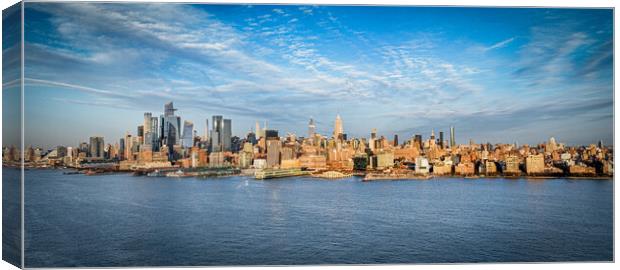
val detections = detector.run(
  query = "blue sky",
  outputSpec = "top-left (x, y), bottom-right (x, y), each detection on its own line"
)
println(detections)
top-left (18, 3), bottom-right (613, 149)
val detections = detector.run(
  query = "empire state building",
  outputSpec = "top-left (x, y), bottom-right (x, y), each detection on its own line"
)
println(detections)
top-left (333, 114), bottom-right (344, 139)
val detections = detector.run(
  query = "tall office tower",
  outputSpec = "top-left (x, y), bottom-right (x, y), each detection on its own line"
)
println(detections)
top-left (598, 140), bottom-right (603, 148)
top-left (211, 115), bottom-right (224, 152)
top-left (450, 126), bottom-right (455, 148)
top-left (414, 134), bottom-right (423, 150)
top-left (125, 134), bottom-right (134, 161)
top-left (265, 129), bottom-right (279, 140)
top-left (119, 138), bottom-right (125, 160)
top-left (222, 119), bottom-right (232, 151)
top-left (144, 112), bottom-right (152, 144)
top-left (247, 132), bottom-right (257, 145)
top-left (371, 128), bottom-right (377, 140)
top-left (204, 119), bottom-right (209, 141)
top-left (137, 125), bottom-right (144, 138)
top-left (182, 120), bottom-right (194, 148)
top-left (333, 114), bottom-right (344, 139)
top-left (161, 102), bottom-right (181, 146)
top-left (439, 131), bottom-right (444, 149)
top-left (266, 130), bottom-right (281, 168)
top-left (164, 101), bottom-right (176, 117)
top-left (431, 130), bottom-right (435, 140)
top-left (149, 116), bottom-right (159, 149)
top-left (393, 134), bottom-right (399, 147)
top-left (308, 118), bottom-right (316, 138)
top-left (89, 136), bottom-right (104, 158)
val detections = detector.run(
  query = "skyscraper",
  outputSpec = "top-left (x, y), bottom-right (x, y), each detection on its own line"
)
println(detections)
top-left (450, 126), bottom-right (456, 148)
top-left (223, 119), bottom-right (232, 151)
top-left (308, 118), bottom-right (316, 138)
top-left (89, 136), bottom-right (104, 159)
top-left (164, 102), bottom-right (176, 117)
top-left (182, 120), bottom-right (194, 148)
top-left (439, 131), bottom-right (444, 149)
top-left (211, 115), bottom-right (223, 152)
top-left (144, 112), bottom-right (152, 144)
top-left (149, 116), bottom-right (159, 149)
top-left (160, 102), bottom-right (181, 146)
top-left (333, 114), bottom-right (343, 139)
top-left (204, 119), bottom-right (209, 141)
top-left (393, 134), bottom-right (399, 147)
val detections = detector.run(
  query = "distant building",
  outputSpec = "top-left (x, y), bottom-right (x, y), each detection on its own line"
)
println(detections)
top-left (308, 118), bottom-right (316, 139)
top-left (89, 136), bottom-right (104, 159)
top-left (266, 139), bottom-right (281, 168)
top-left (450, 126), bottom-right (455, 148)
top-left (333, 114), bottom-right (344, 139)
top-left (160, 102), bottom-right (181, 146)
top-left (182, 120), bottom-right (194, 148)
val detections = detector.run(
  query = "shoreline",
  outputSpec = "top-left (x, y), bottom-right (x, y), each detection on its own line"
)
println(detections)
top-left (5, 166), bottom-right (613, 181)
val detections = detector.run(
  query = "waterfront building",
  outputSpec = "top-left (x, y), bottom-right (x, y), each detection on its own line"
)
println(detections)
top-left (253, 158), bottom-right (267, 169)
top-left (505, 155), bottom-right (521, 174)
top-left (455, 162), bottom-right (475, 176)
top-left (299, 154), bottom-right (327, 170)
top-left (432, 161), bottom-right (452, 175)
top-left (525, 154), bottom-right (545, 175)
top-left (485, 161), bottom-right (498, 175)
top-left (209, 151), bottom-right (226, 167)
top-left (415, 156), bottom-right (430, 174)
top-left (375, 151), bottom-right (395, 169)
top-left (569, 164), bottom-right (596, 176)
top-left (89, 136), bottom-right (104, 159)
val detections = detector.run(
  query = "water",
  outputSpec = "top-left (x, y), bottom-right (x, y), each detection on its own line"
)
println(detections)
top-left (18, 168), bottom-right (613, 267)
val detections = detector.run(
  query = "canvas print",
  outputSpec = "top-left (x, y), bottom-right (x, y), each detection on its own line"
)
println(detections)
top-left (1, 1), bottom-right (614, 268)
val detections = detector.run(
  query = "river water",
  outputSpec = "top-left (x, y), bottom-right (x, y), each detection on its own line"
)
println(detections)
top-left (10, 168), bottom-right (613, 267)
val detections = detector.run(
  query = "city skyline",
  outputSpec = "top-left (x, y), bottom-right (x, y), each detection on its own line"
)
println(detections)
top-left (14, 3), bottom-right (613, 148)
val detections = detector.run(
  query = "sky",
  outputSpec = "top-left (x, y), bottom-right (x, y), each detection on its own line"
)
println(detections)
top-left (13, 3), bottom-right (613, 149)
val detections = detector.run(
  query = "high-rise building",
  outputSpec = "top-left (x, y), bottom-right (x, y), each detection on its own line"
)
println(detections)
top-left (393, 134), bottom-right (399, 147)
top-left (137, 125), bottom-right (144, 138)
top-left (164, 101), bottom-right (176, 117)
top-left (211, 116), bottom-right (230, 152)
top-left (266, 137), bottom-right (281, 168)
top-left (204, 119), bottom-right (209, 141)
top-left (333, 114), bottom-right (344, 139)
top-left (223, 119), bottom-right (232, 151)
top-left (144, 112), bottom-right (152, 144)
top-left (89, 136), bottom-right (104, 159)
top-left (149, 116), bottom-right (159, 149)
top-left (182, 120), bottom-right (194, 148)
top-left (160, 102), bottom-right (181, 146)
top-left (308, 118), bottom-right (316, 138)
top-left (265, 129), bottom-right (279, 140)
top-left (439, 131), bottom-right (444, 149)
top-left (450, 126), bottom-right (456, 148)
top-left (119, 138), bottom-right (125, 160)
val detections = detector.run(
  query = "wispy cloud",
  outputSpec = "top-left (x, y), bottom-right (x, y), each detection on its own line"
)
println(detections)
top-left (484, 37), bottom-right (515, 51)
